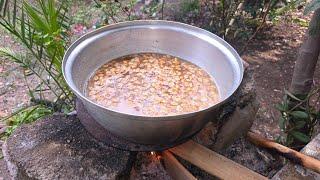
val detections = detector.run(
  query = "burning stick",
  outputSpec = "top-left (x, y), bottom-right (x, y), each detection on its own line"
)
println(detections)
top-left (169, 140), bottom-right (267, 180)
top-left (247, 131), bottom-right (320, 174)
top-left (162, 151), bottom-right (196, 180)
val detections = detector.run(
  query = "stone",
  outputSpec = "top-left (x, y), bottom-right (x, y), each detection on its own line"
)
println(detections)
top-left (272, 133), bottom-right (320, 180)
top-left (192, 122), bottom-right (218, 147)
top-left (190, 67), bottom-right (258, 152)
top-left (3, 115), bottom-right (133, 180)
top-left (0, 159), bottom-right (11, 180)
top-left (213, 102), bottom-right (258, 151)
top-left (213, 67), bottom-right (257, 151)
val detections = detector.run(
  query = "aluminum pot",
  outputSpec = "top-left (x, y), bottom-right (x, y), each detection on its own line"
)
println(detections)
top-left (63, 20), bottom-right (243, 145)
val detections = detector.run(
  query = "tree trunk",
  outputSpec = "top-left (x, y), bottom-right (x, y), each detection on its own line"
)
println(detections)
top-left (286, 9), bottom-right (320, 149)
top-left (289, 8), bottom-right (320, 95)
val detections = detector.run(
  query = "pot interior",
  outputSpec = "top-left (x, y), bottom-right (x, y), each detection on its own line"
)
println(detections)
top-left (63, 21), bottom-right (243, 111)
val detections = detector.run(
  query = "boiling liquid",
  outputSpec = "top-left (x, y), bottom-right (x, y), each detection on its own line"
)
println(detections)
top-left (87, 53), bottom-right (219, 116)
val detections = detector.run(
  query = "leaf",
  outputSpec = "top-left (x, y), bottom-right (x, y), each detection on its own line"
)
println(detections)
top-left (12, 0), bottom-right (16, 27)
top-left (0, 47), bottom-right (26, 65)
top-left (304, 0), bottom-right (320, 15)
top-left (275, 136), bottom-right (281, 144)
top-left (0, 0), bottom-right (6, 11)
top-left (22, 106), bottom-right (38, 123)
top-left (292, 17), bottom-right (309, 27)
top-left (276, 103), bottom-right (287, 112)
top-left (294, 121), bottom-right (306, 129)
top-left (290, 111), bottom-right (309, 119)
top-left (0, 0), bottom-right (73, 113)
top-left (1, 0), bottom-right (9, 17)
top-left (286, 134), bottom-right (294, 146)
top-left (290, 131), bottom-right (310, 143)
top-left (20, 7), bottom-right (25, 38)
top-left (279, 117), bottom-right (286, 130)
top-left (285, 90), bottom-right (302, 101)
top-left (316, 112), bottom-right (320, 119)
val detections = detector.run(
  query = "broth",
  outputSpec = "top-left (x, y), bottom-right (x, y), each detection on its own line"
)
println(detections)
top-left (87, 53), bottom-right (219, 116)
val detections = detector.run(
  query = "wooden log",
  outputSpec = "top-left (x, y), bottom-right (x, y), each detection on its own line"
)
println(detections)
top-left (247, 131), bottom-right (320, 174)
top-left (169, 140), bottom-right (267, 180)
top-left (162, 151), bottom-right (197, 180)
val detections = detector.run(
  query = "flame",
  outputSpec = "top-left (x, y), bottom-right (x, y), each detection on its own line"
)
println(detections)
top-left (150, 151), bottom-right (161, 160)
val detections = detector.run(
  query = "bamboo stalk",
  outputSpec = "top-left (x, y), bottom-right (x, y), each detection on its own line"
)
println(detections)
top-left (224, 2), bottom-right (244, 37)
top-left (162, 151), bottom-right (197, 180)
top-left (169, 140), bottom-right (267, 180)
top-left (247, 131), bottom-right (320, 174)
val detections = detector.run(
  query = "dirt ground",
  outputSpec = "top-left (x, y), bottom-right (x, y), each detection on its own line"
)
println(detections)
top-left (242, 12), bottom-right (320, 139)
top-left (0, 30), bottom-right (30, 118)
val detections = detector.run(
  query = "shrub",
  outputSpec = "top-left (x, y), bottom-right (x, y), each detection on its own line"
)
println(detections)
top-left (0, 0), bottom-right (73, 133)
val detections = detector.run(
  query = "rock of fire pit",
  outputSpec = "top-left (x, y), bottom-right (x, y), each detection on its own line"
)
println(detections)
top-left (213, 67), bottom-right (258, 151)
top-left (192, 66), bottom-right (258, 151)
top-left (2, 115), bottom-right (134, 179)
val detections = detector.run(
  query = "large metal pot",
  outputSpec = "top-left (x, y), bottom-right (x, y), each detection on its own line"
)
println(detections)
top-left (63, 20), bottom-right (243, 145)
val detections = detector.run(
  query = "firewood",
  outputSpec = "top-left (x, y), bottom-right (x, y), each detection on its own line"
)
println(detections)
top-left (247, 131), bottom-right (320, 174)
top-left (162, 151), bottom-right (197, 180)
top-left (169, 140), bottom-right (267, 180)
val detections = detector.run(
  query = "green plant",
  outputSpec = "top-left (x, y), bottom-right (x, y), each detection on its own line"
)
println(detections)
top-left (0, 0), bottom-right (73, 132)
top-left (235, 0), bottom-right (306, 53)
top-left (141, 0), bottom-right (162, 18)
top-left (174, 1), bottom-right (254, 40)
top-left (275, 0), bottom-right (320, 150)
top-left (174, 0), bottom-right (308, 52)
top-left (269, 0), bottom-right (307, 23)
top-left (94, 0), bottom-right (138, 24)
top-left (71, 3), bottom-right (97, 27)
top-left (276, 89), bottom-right (320, 149)
top-left (3, 105), bottom-right (52, 136)
top-left (181, 0), bottom-right (200, 14)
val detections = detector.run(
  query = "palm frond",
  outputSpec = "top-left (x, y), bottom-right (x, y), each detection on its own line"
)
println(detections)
top-left (0, 0), bottom-right (74, 112)
top-left (0, 47), bottom-right (26, 66)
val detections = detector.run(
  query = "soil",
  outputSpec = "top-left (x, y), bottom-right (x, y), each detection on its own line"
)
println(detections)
top-left (0, 29), bottom-right (30, 118)
top-left (0, 0), bottom-right (319, 178)
top-left (242, 12), bottom-right (320, 139)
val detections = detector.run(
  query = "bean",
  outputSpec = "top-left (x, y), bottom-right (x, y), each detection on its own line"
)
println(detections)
top-left (87, 53), bottom-right (219, 116)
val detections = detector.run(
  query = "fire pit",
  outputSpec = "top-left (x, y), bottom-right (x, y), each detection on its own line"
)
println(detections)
top-left (62, 20), bottom-right (243, 146)
top-left (3, 65), bottom-right (261, 180)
